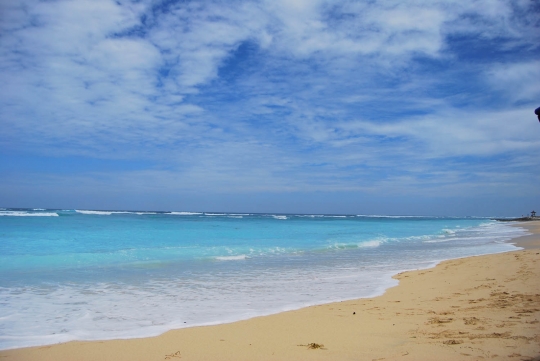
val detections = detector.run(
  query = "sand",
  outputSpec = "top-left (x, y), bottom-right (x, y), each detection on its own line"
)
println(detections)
top-left (2, 221), bottom-right (539, 361)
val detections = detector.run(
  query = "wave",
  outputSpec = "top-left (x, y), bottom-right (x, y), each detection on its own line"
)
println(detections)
top-left (423, 238), bottom-right (454, 243)
top-left (204, 213), bottom-right (227, 216)
top-left (292, 214), bottom-right (348, 218)
top-left (271, 215), bottom-right (288, 220)
top-left (168, 212), bottom-right (203, 215)
top-left (214, 255), bottom-right (248, 261)
top-left (75, 210), bottom-right (127, 215)
top-left (75, 210), bottom-right (157, 216)
top-left (0, 211), bottom-right (59, 217)
top-left (358, 240), bottom-right (383, 248)
top-left (328, 239), bottom-right (384, 250)
top-left (356, 214), bottom-right (431, 218)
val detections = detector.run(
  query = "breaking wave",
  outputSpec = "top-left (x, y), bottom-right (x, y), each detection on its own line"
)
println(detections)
top-left (0, 211), bottom-right (58, 217)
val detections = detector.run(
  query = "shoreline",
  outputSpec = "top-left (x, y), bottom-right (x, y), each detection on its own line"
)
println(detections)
top-left (1, 221), bottom-right (539, 360)
top-left (510, 221), bottom-right (540, 250)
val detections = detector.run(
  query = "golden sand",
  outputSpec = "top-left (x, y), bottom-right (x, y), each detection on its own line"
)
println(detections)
top-left (2, 221), bottom-right (539, 361)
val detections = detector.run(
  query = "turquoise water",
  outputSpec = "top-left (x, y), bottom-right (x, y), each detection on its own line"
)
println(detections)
top-left (0, 209), bottom-right (527, 349)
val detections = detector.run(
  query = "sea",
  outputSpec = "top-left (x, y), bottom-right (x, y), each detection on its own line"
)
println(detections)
top-left (0, 208), bottom-right (529, 350)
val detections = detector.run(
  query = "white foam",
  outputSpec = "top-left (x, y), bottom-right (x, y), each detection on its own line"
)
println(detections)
top-left (169, 212), bottom-right (203, 215)
top-left (424, 221), bottom-right (528, 244)
top-left (76, 210), bottom-right (119, 215)
top-left (205, 213), bottom-right (227, 216)
top-left (358, 240), bottom-right (383, 248)
top-left (329, 239), bottom-right (384, 249)
top-left (271, 215), bottom-right (288, 220)
top-left (356, 214), bottom-right (430, 218)
top-left (214, 255), bottom-right (248, 261)
top-left (75, 210), bottom-right (156, 216)
top-left (0, 211), bottom-right (58, 217)
top-left (423, 238), bottom-right (453, 243)
top-left (0, 263), bottom-right (402, 351)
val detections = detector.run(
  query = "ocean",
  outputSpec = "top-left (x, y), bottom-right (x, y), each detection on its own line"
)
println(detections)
top-left (0, 208), bottom-right (528, 350)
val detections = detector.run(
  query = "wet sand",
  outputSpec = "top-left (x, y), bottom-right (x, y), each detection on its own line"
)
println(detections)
top-left (2, 221), bottom-right (539, 361)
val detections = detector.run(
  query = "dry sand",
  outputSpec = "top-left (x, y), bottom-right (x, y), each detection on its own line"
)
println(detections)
top-left (2, 221), bottom-right (539, 361)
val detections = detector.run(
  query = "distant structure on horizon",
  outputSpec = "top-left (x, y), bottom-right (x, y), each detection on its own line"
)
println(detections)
top-left (531, 210), bottom-right (537, 218)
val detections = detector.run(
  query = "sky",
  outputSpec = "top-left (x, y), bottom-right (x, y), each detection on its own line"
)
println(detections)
top-left (1, 0), bottom-right (539, 216)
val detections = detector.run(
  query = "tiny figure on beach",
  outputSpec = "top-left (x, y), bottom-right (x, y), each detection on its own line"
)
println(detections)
top-left (535, 107), bottom-right (540, 122)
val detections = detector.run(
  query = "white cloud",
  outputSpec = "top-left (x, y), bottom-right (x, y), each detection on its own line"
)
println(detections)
top-left (0, 0), bottom-right (539, 210)
top-left (329, 107), bottom-right (540, 156)
top-left (486, 61), bottom-right (540, 103)
top-left (147, 1), bottom-right (265, 91)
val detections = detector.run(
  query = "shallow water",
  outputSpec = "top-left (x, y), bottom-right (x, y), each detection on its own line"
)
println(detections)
top-left (0, 209), bottom-right (528, 349)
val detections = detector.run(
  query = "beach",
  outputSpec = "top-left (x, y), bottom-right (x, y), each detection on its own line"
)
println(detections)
top-left (1, 220), bottom-right (538, 361)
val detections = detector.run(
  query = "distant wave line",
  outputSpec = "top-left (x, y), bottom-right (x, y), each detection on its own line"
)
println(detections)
top-left (0, 211), bottom-right (59, 217)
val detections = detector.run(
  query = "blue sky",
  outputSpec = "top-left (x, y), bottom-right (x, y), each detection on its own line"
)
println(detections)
top-left (1, 0), bottom-right (539, 216)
